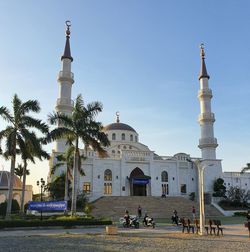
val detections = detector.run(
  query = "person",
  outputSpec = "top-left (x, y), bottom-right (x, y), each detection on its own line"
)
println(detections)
top-left (143, 212), bottom-right (149, 226)
top-left (124, 209), bottom-right (130, 227)
top-left (137, 205), bottom-right (142, 218)
top-left (172, 210), bottom-right (179, 226)
top-left (192, 206), bottom-right (196, 220)
top-left (247, 210), bottom-right (250, 238)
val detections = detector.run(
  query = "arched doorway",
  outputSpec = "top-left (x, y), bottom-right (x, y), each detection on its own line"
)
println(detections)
top-left (129, 168), bottom-right (151, 196)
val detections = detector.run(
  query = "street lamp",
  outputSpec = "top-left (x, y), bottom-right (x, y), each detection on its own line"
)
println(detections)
top-left (187, 159), bottom-right (214, 235)
top-left (37, 178), bottom-right (45, 221)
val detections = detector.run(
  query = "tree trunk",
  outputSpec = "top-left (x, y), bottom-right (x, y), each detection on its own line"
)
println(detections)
top-left (71, 138), bottom-right (79, 215)
top-left (64, 166), bottom-right (69, 202)
top-left (20, 159), bottom-right (27, 214)
top-left (6, 144), bottom-right (16, 219)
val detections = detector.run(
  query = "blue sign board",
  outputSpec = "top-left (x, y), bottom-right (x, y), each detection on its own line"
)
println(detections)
top-left (28, 201), bottom-right (67, 211)
top-left (132, 179), bottom-right (150, 185)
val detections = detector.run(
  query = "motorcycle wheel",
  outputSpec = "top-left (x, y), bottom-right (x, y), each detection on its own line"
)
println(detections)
top-left (123, 223), bottom-right (126, 228)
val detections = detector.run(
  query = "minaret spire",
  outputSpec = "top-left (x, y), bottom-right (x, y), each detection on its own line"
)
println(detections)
top-left (54, 21), bottom-right (74, 153)
top-left (199, 43), bottom-right (209, 80)
top-left (61, 21), bottom-right (73, 62)
top-left (197, 44), bottom-right (223, 193)
top-left (197, 43), bottom-right (218, 159)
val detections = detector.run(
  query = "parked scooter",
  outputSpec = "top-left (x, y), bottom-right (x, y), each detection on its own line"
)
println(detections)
top-left (143, 215), bottom-right (156, 228)
top-left (120, 215), bottom-right (140, 229)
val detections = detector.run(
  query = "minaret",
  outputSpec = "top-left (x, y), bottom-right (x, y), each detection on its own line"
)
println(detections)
top-left (198, 44), bottom-right (218, 160)
top-left (55, 21), bottom-right (74, 153)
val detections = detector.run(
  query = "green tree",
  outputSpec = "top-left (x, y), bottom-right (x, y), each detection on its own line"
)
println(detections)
top-left (241, 163), bottom-right (250, 173)
top-left (14, 163), bottom-right (30, 180)
top-left (0, 94), bottom-right (48, 218)
top-left (46, 173), bottom-right (70, 200)
top-left (213, 178), bottom-right (226, 197)
top-left (227, 186), bottom-right (250, 207)
top-left (47, 94), bottom-right (110, 215)
top-left (0, 199), bottom-right (20, 216)
top-left (19, 138), bottom-right (50, 214)
top-left (51, 145), bottom-right (85, 201)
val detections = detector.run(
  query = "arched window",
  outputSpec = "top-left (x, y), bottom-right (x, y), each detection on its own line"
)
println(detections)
top-left (104, 169), bottom-right (112, 195)
top-left (161, 171), bottom-right (168, 182)
top-left (104, 169), bottom-right (112, 181)
top-left (112, 133), bottom-right (116, 140)
top-left (135, 135), bottom-right (138, 142)
top-left (130, 134), bottom-right (133, 141)
top-left (122, 133), bottom-right (125, 140)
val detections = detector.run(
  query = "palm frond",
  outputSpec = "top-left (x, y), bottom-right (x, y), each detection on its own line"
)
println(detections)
top-left (12, 94), bottom-right (23, 123)
top-left (241, 163), bottom-right (250, 173)
top-left (0, 106), bottom-right (13, 123)
top-left (22, 116), bottom-right (48, 133)
top-left (48, 112), bottom-right (73, 128)
top-left (45, 127), bottom-right (75, 143)
top-left (20, 100), bottom-right (40, 114)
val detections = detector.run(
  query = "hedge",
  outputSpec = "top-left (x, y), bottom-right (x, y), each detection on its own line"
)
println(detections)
top-left (0, 219), bottom-right (112, 228)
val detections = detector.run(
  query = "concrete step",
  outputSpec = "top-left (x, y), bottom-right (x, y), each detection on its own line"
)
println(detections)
top-left (91, 196), bottom-right (222, 220)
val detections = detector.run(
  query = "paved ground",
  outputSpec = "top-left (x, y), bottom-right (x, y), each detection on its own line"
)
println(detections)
top-left (0, 225), bottom-right (249, 251)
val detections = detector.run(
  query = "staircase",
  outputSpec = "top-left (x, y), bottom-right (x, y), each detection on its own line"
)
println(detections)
top-left (91, 196), bottom-right (222, 220)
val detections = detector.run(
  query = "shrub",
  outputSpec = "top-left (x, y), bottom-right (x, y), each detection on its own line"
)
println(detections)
top-left (0, 200), bottom-right (20, 216)
top-left (234, 212), bottom-right (248, 217)
top-left (0, 218), bottom-right (112, 228)
top-left (213, 178), bottom-right (226, 197)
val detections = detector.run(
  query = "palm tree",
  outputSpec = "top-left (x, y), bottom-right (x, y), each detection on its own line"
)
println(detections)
top-left (51, 145), bottom-right (85, 202)
top-left (15, 163), bottom-right (30, 180)
top-left (241, 163), bottom-right (250, 173)
top-left (0, 94), bottom-right (48, 218)
top-left (47, 94), bottom-right (110, 215)
top-left (19, 137), bottom-right (50, 214)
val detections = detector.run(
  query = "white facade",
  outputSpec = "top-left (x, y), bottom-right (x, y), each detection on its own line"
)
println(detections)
top-left (48, 24), bottom-right (250, 203)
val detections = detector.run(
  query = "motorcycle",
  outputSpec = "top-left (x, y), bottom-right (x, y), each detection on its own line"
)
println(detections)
top-left (143, 216), bottom-right (156, 228)
top-left (120, 215), bottom-right (140, 229)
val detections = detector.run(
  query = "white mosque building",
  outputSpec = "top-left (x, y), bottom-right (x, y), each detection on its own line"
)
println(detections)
top-left (49, 23), bottom-right (250, 202)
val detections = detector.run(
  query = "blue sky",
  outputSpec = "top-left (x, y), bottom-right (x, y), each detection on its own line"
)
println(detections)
top-left (0, 0), bottom-right (250, 192)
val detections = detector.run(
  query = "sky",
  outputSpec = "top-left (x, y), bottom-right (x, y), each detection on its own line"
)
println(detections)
top-left (0, 0), bottom-right (250, 193)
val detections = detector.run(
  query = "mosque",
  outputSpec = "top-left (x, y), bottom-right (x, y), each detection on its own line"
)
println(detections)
top-left (49, 22), bottom-right (250, 202)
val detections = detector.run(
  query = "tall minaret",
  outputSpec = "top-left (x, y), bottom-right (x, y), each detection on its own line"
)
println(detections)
top-left (55, 21), bottom-right (74, 153)
top-left (198, 44), bottom-right (218, 160)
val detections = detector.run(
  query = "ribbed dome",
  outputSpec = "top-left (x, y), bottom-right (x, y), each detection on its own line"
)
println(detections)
top-left (0, 171), bottom-right (22, 189)
top-left (104, 122), bottom-right (136, 133)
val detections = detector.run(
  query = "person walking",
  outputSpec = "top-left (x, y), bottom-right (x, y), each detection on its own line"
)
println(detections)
top-left (137, 205), bottom-right (142, 218)
top-left (192, 206), bottom-right (196, 220)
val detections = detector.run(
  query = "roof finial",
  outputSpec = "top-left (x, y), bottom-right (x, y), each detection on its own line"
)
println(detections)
top-left (116, 111), bottom-right (120, 123)
top-left (199, 43), bottom-right (209, 80)
top-left (200, 43), bottom-right (205, 59)
top-left (65, 20), bottom-right (71, 37)
top-left (61, 20), bottom-right (73, 62)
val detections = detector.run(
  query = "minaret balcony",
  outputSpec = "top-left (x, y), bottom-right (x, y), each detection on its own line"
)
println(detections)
top-left (57, 71), bottom-right (74, 84)
top-left (56, 98), bottom-right (74, 107)
top-left (198, 88), bottom-right (212, 99)
top-left (198, 112), bottom-right (215, 122)
top-left (198, 137), bottom-right (218, 148)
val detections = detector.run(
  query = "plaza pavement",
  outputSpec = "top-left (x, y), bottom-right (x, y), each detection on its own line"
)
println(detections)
top-left (0, 224), bottom-right (249, 251)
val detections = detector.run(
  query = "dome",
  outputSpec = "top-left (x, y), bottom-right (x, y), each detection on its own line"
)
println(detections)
top-left (104, 122), bottom-right (136, 133)
top-left (0, 171), bottom-right (22, 189)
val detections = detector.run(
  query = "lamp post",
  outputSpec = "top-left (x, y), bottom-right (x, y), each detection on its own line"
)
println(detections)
top-left (37, 178), bottom-right (45, 221)
top-left (187, 159), bottom-right (213, 235)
